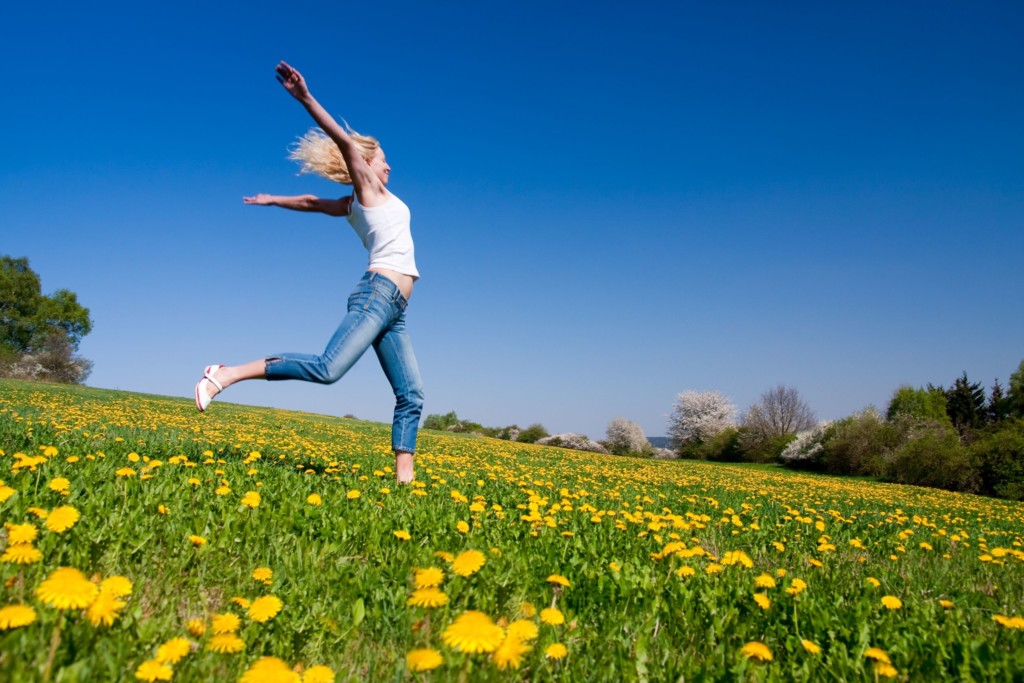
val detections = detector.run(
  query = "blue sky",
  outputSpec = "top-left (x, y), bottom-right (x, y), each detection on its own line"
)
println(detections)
top-left (3, 1), bottom-right (1022, 440)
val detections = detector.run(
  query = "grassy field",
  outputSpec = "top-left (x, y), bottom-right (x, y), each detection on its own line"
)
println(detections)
top-left (1, 379), bottom-right (1022, 681)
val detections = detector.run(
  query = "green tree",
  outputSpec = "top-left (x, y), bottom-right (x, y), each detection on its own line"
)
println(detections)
top-left (886, 385), bottom-right (949, 423)
top-left (1009, 359), bottom-right (1024, 419)
top-left (987, 380), bottom-right (1012, 424)
top-left (1, 256), bottom-right (93, 384)
top-left (945, 372), bottom-right (986, 437)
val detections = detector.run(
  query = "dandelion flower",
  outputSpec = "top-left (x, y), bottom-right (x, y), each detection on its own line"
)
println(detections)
top-left (248, 595), bottom-right (283, 622)
top-left (407, 588), bottom-right (448, 608)
top-left (676, 565), bottom-right (695, 577)
top-left (241, 491), bottom-right (261, 509)
top-left (413, 567), bottom-right (444, 589)
top-left (156, 637), bottom-right (192, 664)
top-left (302, 665), bottom-right (335, 683)
top-left (441, 611), bottom-right (505, 653)
top-left (393, 530), bottom-right (411, 541)
top-left (231, 597), bottom-right (251, 609)
top-left (456, 521), bottom-right (470, 534)
top-left (36, 567), bottom-right (98, 610)
top-left (740, 641), bottom-right (773, 662)
top-left (116, 467), bottom-right (136, 478)
top-left (993, 614), bottom-right (1024, 629)
top-left (506, 619), bottom-right (539, 641)
top-left (0, 486), bottom-right (16, 503)
top-left (451, 550), bottom-right (486, 577)
top-left (239, 656), bottom-right (300, 683)
top-left (1, 543), bottom-right (42, 565)
top-left (211, 612), bottom-right (241, 634)
top-left (519, 602), bottom-right (537, 618)
top-left (207, 633), bottom-right (245, 653)
top-left (864, 647), bottom-right (891, 664)
top-left (939, 600), bottom-right (954, 609)
top-left (874, 662), bottom-right (899, 678)
top-left (705, 563), bottom-right (724, 574)
top-left (0, 604), bottom-right (37, 630)
top-left (435, 551), bottom-right (454, 563)
top-left (754, 574), bottom-right (776, 589)
top-left (881, 595), bottom-right (902, 610)
top-left (49, 477), bottom-right (71, 494)
top-left (866, 577), bottom-right (881, 587)
top-left (406, 648), bottom-right (443, 672)
top-left (547, 574), bottom-right (571, 587)
top-left (6, 523), bottom-right (38, 544)
top-left (753, 593), bottom-right (771, 610)
top-left (546, 643), bottom-right (569, 660)
top-left (86, 589), bottom-right (125, 626)
top-left (215, 485), bottom-right (231, 496)
top-left (540, 607), bottom-right (565, 625)
top-left (492, 634), bottom-right (531, 670)
top-left (100, 575), bottom-right (133, 597)
top-left (801, 639), bottom-right (821, 654)
top-left (187, 618), bottom-right (206, 637)
top-left (134, 659), bottom-right (173, 682)
top-left (45, 506), bottom-right (81, 533)
top-left (189, 535), bottom-right (207, 547)
top-left (252, 567), bottom-right (273, 584)
top-left (346, 490), bottom-right (360, 500)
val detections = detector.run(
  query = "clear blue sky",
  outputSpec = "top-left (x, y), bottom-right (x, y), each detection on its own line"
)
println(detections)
top-left (3, 1), bottom-right (1022, 440)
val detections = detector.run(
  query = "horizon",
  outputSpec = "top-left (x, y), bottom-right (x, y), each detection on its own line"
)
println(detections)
top-left (3, 2), bottom-right (1022, 440)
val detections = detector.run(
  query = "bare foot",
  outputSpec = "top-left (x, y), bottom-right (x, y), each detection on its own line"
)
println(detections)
top-left (395, 451), bottom-right (414, 484)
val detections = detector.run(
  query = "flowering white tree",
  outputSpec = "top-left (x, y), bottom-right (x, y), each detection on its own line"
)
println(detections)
top-left (667, 391), bottom-right (738, 449)
top-left (604, 417), bottom-right (650, 455)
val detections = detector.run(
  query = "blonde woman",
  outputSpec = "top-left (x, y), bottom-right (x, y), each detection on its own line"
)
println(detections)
top-left (195, 61), bottom-right (423, 484)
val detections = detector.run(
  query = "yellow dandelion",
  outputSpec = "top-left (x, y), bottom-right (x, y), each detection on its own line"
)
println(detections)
top-left (85, 588), bottom-right (126, 627)
top-left (100, 575), bottom-right (133, 597)
top-left (48, 477), bottom-right (71, 494)
top-left (492, 634), bottom-right (531, 670)
top-left (156, 637), bottom-right (191, 665)
top-left (188, 477), bottom-right (201, 486)
top-left (705, 563), bottom-right (724, 574)
top-left (939, 600), bottom-right (954, 609)
top-left (7, 523), bottom-right (38, 544)
top-left (540, 607), bottom-right (565, 625)
top-left (413, 567), bottom-right (444, 589)
top-left (346, 490), bottom-right (360, 500)
top-left (241, 491), bottom-right (261, 509)
top-left (545, 643), bottom-right (568, 659)
top-left (187, 618), bottom-right (206, 637)
top-left (239, 656), bottom-right (300, 683)
top-left (0, 486), bottom-right (16, 503)
top-left (252, 567), bottom-right (273, 584)
top-left (45, 506), bottom-right (81, 533)
top-left (754, 573), bottom-right (776, 589)
top-left (157, 504), bottom-right (169, 515)
top-left (116, 467), bottom-right (136, 478)
top-left (676, 565), bottom-right (696, 577)
top-left (772, 541), bottom-right (785, 552)
top-left (609, 561), bottom-right (621, 572)
top-left (189, 535), bottom-right (207, 547)
top-left (207, 633), bottom-right (245, 653)
top-left (993, 614), bottom-right (1024, 629)
top-left (231, 597), bottom-right (251, 609)
top-left (42, 446), bottom-right (58, 457)
top-left (519, 602), bottom-right (537, 618)
top-left (0, 604), bottom-right (37, 630)
top-left (740, 641), bottom-right (773, 662)
top-left (874, 662), bottom-right (899, 678)
top-left (507, 619), bottom-right (540, 642)
top-left (881, 595), bottom-right (902, 610)
top-left (435, 550), bottom-right (454, 563)
top-left (753, 593), bottom-right (771, 610)
top-left (441, 611), bottom-right (505, 653)
top-left (866, 577), bottom-right (881, 587)
top-left (407, 588), bottom-right (449, 608)
top-left (248, 595), bottom-right (283, 622)
top-left (451, 549), bottom-right (486, 577)
top-left (127, 452), bottom-right (140, 462)
top-left (406, 648), bottom-right (443, 672)
top-left (35, 567), bottom-right (99, 610)
top-left (215, 485), bottom-right (231, 496)
top-left (393, 530), bottom-right (411, 541)
top-left (456, 520), bottom-right (470, 534)
top-left (211, 612), bottom-right (241, 634)
top-left (864, 647), bottom-right (891, 664)
top-left (1, 543), bottom-right (42, 565)
top-left (302, 665), bottom-right (335, 683)
top-left (134, 659), bottom-right (173, 682)
top-left (801, 639), bottom-right (821, 654)
top-left (786, 578), bottom-right (807, 595)
top-left (547, 574), bottom-right (571, 587)
top-left (306, 493), bottom-right (323, 506)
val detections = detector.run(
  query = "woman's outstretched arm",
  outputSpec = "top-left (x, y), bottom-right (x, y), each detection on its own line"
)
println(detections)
top-left (243, 194), bottom-right (352, 217)
top-left (274, 61), bottom-right (386, 206)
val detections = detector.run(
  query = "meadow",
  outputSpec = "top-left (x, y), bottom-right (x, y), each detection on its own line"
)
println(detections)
top-left (1, 379), bottom-right (1022, 682)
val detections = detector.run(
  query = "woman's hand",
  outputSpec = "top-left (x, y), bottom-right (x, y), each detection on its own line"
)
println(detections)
top-left (243, 194), bottom-right (275, 205)
top-left (275, 61), bottom-right (310, 101)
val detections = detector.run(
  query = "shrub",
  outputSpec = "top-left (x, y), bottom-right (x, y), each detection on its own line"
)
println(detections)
top-left (535, 433), bottom-right (608, 454)
top-left (819, 407), bottom-right (894, 477)
top-left (422, 411), bottom-right (461, 431)
top-left (604, 418), bottom-right (651, 456)
top-left (668, 391), bottom-right (737, 453)
top-left (516, 423), bottom-right (549, 444)
top-left (741, 385), bottom-right (815, 461)
top-left (971, 418), bottom-right (1024, 500)
top-left (779, 421), bottom-right (833, 470)
top-left (883, 418), bottom-right (980, 493)
top-left (886, 386), bottom-right (949, 423)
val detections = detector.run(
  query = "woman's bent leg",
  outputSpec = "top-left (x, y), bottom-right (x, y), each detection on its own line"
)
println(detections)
top-left (265, 306), bottom-right (386, 384)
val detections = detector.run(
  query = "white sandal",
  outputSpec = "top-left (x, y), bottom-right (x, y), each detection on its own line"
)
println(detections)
top-left (194, 365), bottom-right (225, 412)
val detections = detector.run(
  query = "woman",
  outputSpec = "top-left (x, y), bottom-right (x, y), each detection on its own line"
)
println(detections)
top-left (195, 61), bottom-right (423, 484)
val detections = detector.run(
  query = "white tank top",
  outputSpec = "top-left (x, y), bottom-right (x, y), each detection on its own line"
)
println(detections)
top-left (347, 193), bottom-right (420, 279)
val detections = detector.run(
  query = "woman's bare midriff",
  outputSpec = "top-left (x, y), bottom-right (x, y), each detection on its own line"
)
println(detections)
top-left (369, 268), bottom-right (415, 301)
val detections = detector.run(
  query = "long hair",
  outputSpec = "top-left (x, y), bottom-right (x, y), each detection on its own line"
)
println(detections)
top-left (288, 126), bottom-right (379, 185)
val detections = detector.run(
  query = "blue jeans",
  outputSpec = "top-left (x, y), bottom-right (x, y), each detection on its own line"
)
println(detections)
top-left (264, 272), bottom-right (424, 454)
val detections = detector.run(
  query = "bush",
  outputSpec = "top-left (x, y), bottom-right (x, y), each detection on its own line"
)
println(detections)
top-left (779, 422), bottom-right (833, 470)
top-left (668, 390), bottom-right (737, 453)
top-left (971, 418), bottom-right (1024, 500)
top-left (886, 386), bottom-right (950, 423)
top-left (819, 407), bottom-right (895, 477)
top-left (740, 385), bottom-right (815, 461)
top-left (535, 433), bottom-right (608, 454)
top-left (516, 423), bottom-right (549, 444)
top-left (883, 418), bottom-right (980, 493)
top-left (604, 418), bottom-right (651, 456)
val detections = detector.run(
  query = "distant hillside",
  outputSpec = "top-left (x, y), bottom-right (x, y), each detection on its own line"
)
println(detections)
top-left (647, 436), bottom-right (671, 449)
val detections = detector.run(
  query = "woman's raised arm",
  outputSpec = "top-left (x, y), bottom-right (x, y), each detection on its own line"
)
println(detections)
top-left (243, 193), bottom-right (352, 217)
top-left (275, 61), bottom-right (386, 206)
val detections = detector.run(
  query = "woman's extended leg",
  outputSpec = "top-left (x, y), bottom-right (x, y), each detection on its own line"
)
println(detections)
top-left (373, 310), bottom-right (424, 484)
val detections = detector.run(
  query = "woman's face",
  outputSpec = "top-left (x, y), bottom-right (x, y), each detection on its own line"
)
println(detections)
top-left (368, 147), bottom-right (390, 186)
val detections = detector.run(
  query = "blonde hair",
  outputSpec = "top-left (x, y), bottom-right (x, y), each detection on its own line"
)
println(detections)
top-left (288, 126), bottom-right (379, 185)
